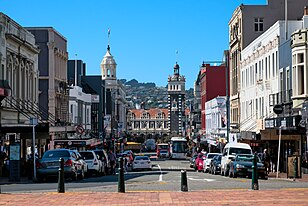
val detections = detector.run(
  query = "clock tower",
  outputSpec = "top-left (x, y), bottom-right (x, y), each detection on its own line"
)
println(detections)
top-left (168, 62), bottom-right (186, 136)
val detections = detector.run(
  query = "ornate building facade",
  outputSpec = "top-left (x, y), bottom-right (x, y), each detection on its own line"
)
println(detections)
top-left (127, 108), bottom-right (169, 140)
top-left (168, 63), bottom-right (186, 136)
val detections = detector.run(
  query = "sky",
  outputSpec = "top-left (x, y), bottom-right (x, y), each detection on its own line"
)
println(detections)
top-left (1, 0), bottom-right (267, 88)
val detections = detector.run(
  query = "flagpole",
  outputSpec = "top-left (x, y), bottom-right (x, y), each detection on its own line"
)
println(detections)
top-left (108, 28), bottom-right (110, 49)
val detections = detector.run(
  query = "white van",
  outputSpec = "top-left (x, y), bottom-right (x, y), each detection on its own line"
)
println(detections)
top-left (220, 143), bottom-right (252, 176)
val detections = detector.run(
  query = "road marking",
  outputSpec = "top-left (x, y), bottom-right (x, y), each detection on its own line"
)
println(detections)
top-left (156, 164), bottom-right (163, 182)
top-left (188, 177), bottom-right (216, 182)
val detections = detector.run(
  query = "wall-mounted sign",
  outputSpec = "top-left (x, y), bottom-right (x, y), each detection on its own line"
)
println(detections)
top-left (273, 104), bottom-right (283, 115)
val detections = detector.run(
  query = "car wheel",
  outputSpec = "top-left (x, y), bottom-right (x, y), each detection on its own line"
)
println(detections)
top-left (233, 172), bottom-right (237, 178)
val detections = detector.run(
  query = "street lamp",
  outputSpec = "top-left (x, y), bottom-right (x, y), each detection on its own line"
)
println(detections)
top-left (277, 118), bottom-right (286, 178)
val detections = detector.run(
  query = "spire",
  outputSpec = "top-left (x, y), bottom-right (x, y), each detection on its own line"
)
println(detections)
top-left (107, 28), bottom-right (111, 51)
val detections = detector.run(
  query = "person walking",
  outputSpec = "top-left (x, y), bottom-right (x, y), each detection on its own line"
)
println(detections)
top-left (108, 150), bottom-right (117, 175)
top-left (0, 149), bottom-right (7, 177)
top-left (262, 149), bottom-right (270, 174)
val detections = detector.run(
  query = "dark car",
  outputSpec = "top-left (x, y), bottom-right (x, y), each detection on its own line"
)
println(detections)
top-left (210, 154), bottom-right (222, 175)
top-left (189, 154), bottom-right (198, 168)
top-left (36, 149), bottom-right (83, 181)
top-left (229, 154), bottom-right (268, 179)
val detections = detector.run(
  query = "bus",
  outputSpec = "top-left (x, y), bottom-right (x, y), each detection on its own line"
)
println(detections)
top-left (170, 137), bottom-right (188, 159)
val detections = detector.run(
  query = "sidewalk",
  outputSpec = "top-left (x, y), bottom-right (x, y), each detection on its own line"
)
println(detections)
top-left (268, 172), bottom-right (308, 182)
top-left (1, 189), bottom-right (308, 205)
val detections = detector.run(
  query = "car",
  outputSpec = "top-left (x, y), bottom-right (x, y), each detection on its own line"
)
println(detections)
top-left (221, 143), bottom-right (253, 176)
top-left (229, 154), bottom-right (268, 179)
top-left (189, 154), bottom-right (198, 168)
top-left (132, 156), bottom-right (152, 171)
top-left (36, 149), bottom-right (83, 181)
top-left (203, 153), bottom-right (220, 173)
top-left (92, 150), bottom-right (110, 175)
top-left (71, 150), bottom-right (88, 178)
top-left (210, 154), bottom-right (222, 175)
top-left (79, 151), bottom-right (103, 175)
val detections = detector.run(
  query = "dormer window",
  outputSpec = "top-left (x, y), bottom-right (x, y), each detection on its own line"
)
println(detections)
top-left (254, 18), bottom-right (263, 32)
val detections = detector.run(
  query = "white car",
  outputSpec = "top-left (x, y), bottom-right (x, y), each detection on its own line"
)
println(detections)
top-left (203, 153), bottom-right (220, 173)
top-left (79, 151), bottom-right (103, 175)
top-left (132, 156), bottom-right (152, 171)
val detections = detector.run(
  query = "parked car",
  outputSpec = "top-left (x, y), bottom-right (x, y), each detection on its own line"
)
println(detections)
top-left (132, 156), bottom-right (152, 171)
top-left (79, 151), bottom-right (103, 175)
top-left (36, 149), bottom-right (83, 181)
top-left (229, 154), bottom-right (268, 179)
top-left (221, 143), bottom-right (252, 176)
top-left (71, 150), bottom-right (88, 178)
top-left (203, 153), bottom-right (220, 173)
top-left (210, 154), bottom-right (222, 175)
top-left (93, 150), bottom-right (110, 175)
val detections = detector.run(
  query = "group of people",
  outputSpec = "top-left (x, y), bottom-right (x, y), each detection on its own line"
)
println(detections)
top-left (259, 149), bottom-right (278, 174)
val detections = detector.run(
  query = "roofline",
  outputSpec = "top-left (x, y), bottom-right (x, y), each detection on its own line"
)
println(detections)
top-left (25, 26), bottom-right (67, 41)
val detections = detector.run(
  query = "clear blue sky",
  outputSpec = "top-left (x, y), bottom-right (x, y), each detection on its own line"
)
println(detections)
top-left (1, 0), bottom-right (266, 88)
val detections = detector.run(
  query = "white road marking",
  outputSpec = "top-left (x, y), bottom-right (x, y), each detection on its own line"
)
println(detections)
top-left (188, 177), bottom-right (216, 182)
top-left (157, 164), bottom-right (163, 182)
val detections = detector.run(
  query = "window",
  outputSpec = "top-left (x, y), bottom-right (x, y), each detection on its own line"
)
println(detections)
top-left (254, 18), bottom-right (264, 32)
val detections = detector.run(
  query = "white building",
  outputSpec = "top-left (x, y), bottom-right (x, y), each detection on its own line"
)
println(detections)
top-left (205, 96), bottom-right (227, 141)
top-left (240, 19), bottom-right (305, 140)
top-left (69, 86), bottom-right (91, 138)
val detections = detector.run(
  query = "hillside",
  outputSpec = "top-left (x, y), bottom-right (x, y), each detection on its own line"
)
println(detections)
top-left (120, 79), bottom-right (194, 109)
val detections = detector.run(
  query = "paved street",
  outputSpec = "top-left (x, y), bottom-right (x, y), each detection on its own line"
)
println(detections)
top-left (1, 189), bottom-right (308, 205)
top-left (1, 159), bottom-right (308, 193)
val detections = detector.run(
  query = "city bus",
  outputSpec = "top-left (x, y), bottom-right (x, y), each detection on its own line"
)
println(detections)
top-left (170, 137), bottom-right (188, 159)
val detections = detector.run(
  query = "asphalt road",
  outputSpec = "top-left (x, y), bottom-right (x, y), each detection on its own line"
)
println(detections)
top-left (1, 159), bottom-right (308, 193)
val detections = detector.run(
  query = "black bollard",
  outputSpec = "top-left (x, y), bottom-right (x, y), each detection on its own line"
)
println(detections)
top-left (118, 157), bottom-right (125, 193)
top-left (251, 154), bottom-right (259, 190)
top-left (58, 158), bottom-right (65, 193)
top-left (181, 170), bottom-right (188, 192)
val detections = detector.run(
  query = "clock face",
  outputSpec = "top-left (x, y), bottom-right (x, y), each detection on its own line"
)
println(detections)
top-left (171, 99), bottom-right (177, 111)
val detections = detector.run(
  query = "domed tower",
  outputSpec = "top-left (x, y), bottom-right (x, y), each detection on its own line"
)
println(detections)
top-left (168, 62), bottom-right (186, 136)
top-left (101, 45), bottom-right (117, 81)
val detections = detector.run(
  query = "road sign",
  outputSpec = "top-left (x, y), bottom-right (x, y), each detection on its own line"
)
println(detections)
top-left (273, 104), bottom-right (283, 115)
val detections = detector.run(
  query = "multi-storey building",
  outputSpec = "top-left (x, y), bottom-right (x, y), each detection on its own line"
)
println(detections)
top-left (100, 44), bottom-right (127, 139)
top-left (0, 13), bottom-right (41, 163)
top-left (190, 71), bottom-right (202, 138)
top-left (27, 27), bottom-right (76, 150)
top-left (291, 9), bottom-right (308, 165)
top-left (199, 63), bottom-right (227, 135)
top-left (68, 86), bottom-right (92, 136)
top-left (240, 11), bottom-right (308, 172)
top-left (205, 96), bottom-right (227, 152)
top-left (67, 59), bottom-right (86, 87)
top-left (167, 63), bottom-right (185, 136)
top-left (127, 108), bottom-right (169, 140)
top-left (228, 0), bottom-right (308, 141)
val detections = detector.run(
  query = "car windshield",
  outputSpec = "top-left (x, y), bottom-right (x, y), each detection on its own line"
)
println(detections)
top-left (158, 145), bottom-right (169, 150)
top-left (42, 150), bottom-right (70, 159)
top-left (135, 156), bottom-right (149, 161)
top-left (236, 155), bottom-right (253, 161)
top-left (229, 148), bottom-right (252, 155)
top-left (79, 152), bottom-right (94, 160)
top-left (207, 154), bottom-right (217, 159)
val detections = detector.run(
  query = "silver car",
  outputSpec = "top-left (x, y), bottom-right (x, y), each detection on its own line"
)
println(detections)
top-left (36, 149), bottom-right (83, 181)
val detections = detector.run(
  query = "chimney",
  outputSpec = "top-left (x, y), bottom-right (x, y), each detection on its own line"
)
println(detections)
top-left (304, 6), bottom-right (308, 16)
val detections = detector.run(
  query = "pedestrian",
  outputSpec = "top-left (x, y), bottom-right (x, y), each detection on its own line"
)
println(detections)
top-left (124, 156), bottom-right (128, 173)
top-left (108, 150), bottom-right (117, 175)
top-left (0, 150), bottom-right (7, 177)
top-left (262, 149), bottom-right (270, 174)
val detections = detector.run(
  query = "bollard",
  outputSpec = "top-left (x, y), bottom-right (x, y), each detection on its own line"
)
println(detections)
top-left (293, 157), bottom-right (298, 180)
top-left (118, 157), bottom-right (125, 193)
top-left (181, 170), bottom-right (188, 192)
top-left (251, 154), bottom-right (259, 190)
top-left (58, 158), bottom-right (65, 193)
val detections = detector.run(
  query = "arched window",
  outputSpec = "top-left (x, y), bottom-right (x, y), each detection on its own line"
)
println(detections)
top-left (107, 69), bottom-right (110, 77)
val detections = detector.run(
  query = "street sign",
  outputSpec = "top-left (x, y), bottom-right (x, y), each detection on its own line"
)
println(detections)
top-left (273, 104), bottom-right (283, 115)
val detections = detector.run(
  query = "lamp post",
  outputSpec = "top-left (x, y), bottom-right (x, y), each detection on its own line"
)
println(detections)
top-left (30, 117), bottom-right (38, 182)
top-left (277, 119), bottom-right (286, 178)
